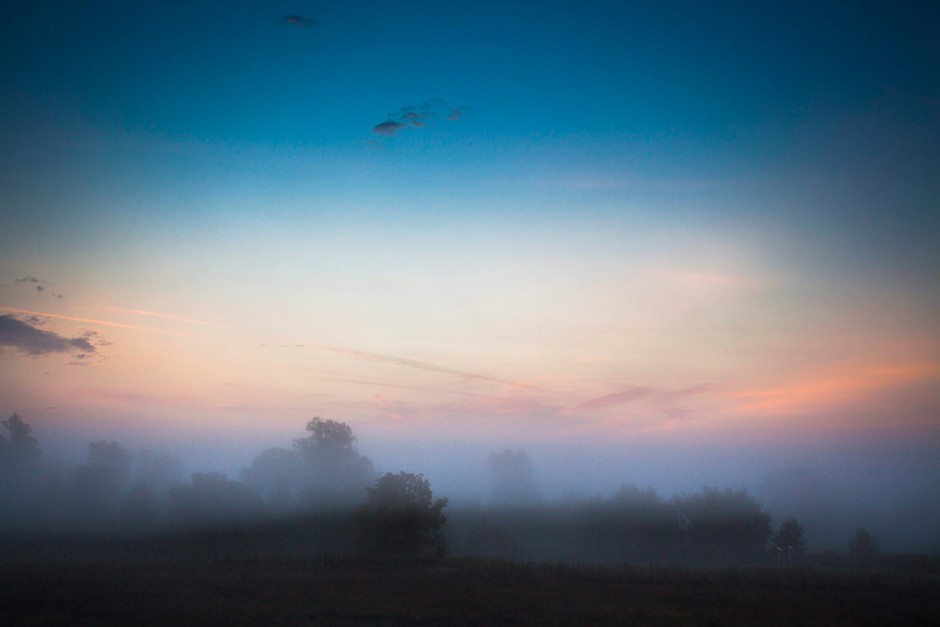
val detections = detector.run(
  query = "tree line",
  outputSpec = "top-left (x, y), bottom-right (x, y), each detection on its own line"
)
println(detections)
top-left (1, 413), bottom-right (880, 563)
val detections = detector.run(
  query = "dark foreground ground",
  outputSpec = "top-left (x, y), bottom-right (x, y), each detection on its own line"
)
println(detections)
top-left (1, 537), bottom-right (938, 625)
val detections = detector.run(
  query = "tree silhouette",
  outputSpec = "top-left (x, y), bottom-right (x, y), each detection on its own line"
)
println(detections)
top-left (848, 527), bottom-right (879, 562)
top-left (671, 487), bottom-right (771, 564)
top-left (357, 471), bottom-right (448, 557)
top-left (292, 417), bottom-right (374, 507)
top-left (0, 413), bottom-right (40, 465)
top-left (241, 447), bottom-right (307, 513)
top-left (133, 449), bottom-right (182, 497)
top-left (70, 441), bottom-right (131, 515)
top-left (165, 472), bottom-right (263, 527)
top-left (0, 413), bottom-right (44, 532)
top-left (487, 449), bottom-right (541, 506)
top-left (773, 517), bottom-right (806, 563)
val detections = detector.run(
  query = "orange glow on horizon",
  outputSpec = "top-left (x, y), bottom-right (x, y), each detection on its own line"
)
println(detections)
top-left (726, 362), bottom-right (940, 416)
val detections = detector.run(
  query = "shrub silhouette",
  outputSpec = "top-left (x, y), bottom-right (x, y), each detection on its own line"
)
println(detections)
top-left (848, 527), bottom-right (879, 562)
top-left (357, 471), bottom-right (448, 557)
top-left (773, 517), bottom-right (807, 559)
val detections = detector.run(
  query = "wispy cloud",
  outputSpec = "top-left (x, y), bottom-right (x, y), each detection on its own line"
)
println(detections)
top-left (280, 14), bottom-right (317, 28)
top-left (372, 98), bottom-right (470, 137)
top-left (569, 384), bottom-right (713, 412)
top-left (14, 276), bottom-right (64, 298)
top-left (573, 387), bottom-right (654, 410)
top-left (319, 375), bottom-right (504, 400)
top-left (446, 106), bottom-right (469, 121)
top-left (106, 306), bottom-right (225, 328)
top-left (0, 314), bottom-right (95, 356)
top-left (0, 306), bottom-right (184, 335)
top-left (310, 342), bottom-right (525, 387)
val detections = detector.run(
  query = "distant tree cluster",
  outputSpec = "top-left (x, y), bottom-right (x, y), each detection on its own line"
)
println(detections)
top-left (0, 413), bottom-right (452, 556)
top-left (0, 413), bottom-right (380, 537)
top-left (447, 482), bottom-right (775, 565)
top-left (242, 417), bottom-right (374, 513)
top-left (1, 413), bottom-right (889, 566)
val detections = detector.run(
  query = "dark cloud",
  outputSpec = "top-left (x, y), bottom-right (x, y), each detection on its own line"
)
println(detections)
top-left (0, 315), bottom-right (96, 356)
top-left (281, 14), bottom-right (317, 28)
top-left (446, 106), bottom-right (470, 121)
top-left (372, 121), bottom-right (407, 137)
top-left (13, 276), bottom-right (63, 298)
top-left (69, 353), bottom-right (91, 366)
top-left (401, 111), bottom-right (431, 128)
top-left (372, 98), bottom-right (469, 137)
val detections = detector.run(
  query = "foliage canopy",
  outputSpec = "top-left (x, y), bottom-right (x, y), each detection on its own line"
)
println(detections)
top-left (357, 471), bottom-right (448, 557)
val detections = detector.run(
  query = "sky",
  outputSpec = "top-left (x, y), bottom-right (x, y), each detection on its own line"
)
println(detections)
top-left (1, 1), bottom-right (939, 520)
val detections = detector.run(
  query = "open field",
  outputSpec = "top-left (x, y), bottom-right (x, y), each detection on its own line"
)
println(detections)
top-left (2, 536), bottom-right (938, 625)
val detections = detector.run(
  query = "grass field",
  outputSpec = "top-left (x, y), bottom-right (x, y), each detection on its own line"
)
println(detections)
top-left (2, 534), bottom-right (939, 625)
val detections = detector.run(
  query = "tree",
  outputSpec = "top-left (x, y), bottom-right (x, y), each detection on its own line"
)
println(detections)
top-left (133, 449), bottom-right (182, 497)
top-left (0, 413), bottom-right (44, 530)
top-left (294, 418), bottom-right (355, 458)
top-left (487, 449), bottom-right (541, 507)
top-left (357, 471), bottom-right (448, 557)
top-left (241, 447), bottom-right (307, 513)
top-left (292, 417), bottom-right (374, 506)
top-left (69, 441), bottom-right (132, 523)
top-left (848, 527), bottom-right (879, 562)
top-left (671, 487), bottom-right (772, 564)
top-left (165, 472), bottom-right (264, 527)
top-left (772, 517), bottom-right (806, 564)
top-left (0, 413), bottom-right (40, 465)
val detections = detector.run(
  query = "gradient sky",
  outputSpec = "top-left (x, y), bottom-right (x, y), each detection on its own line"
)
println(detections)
top-left (1, 1), bottom-right (939, 493)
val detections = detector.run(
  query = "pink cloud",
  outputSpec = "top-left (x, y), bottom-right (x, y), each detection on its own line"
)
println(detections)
top-left (573, 387), bottom-right (654, 410)
top-left (570, 384), bottom-right (712, 412)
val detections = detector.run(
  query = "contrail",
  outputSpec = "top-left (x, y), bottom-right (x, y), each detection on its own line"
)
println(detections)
top-left (106, 306), bottom-right (226, 328)
top-left (318, 375), bottom-right (506, 400)
top-left (309, 342), bottom-right (548, 391)
top-left (0, 306), bottom-right (185, 335)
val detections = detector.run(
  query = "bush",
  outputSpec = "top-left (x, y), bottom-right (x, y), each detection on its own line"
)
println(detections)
top-left (357, 472), bottom-right (448, 557)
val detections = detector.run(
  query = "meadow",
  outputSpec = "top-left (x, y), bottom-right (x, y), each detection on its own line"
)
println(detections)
top-left (2, 531), bottom-right (938, 625)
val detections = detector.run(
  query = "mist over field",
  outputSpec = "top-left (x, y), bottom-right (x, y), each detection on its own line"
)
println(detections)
top-left (4, 412), bottom-right (937, 560)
